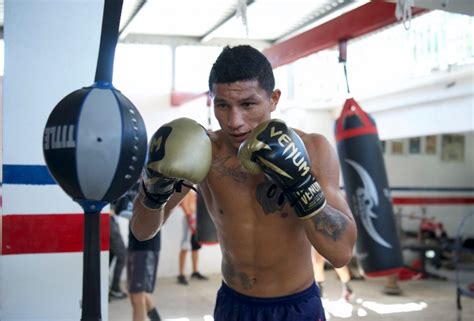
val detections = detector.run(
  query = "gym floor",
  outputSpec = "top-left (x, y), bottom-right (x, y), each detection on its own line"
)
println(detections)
top-left (109, 267), bottom-right (474, 321)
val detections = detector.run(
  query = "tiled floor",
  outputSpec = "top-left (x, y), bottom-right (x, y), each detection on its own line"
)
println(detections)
top-left (109, 268), bottom-right (474, 321)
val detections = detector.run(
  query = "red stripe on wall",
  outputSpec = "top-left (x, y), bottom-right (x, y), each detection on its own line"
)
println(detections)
top-left (2, 213), bottom-right (110, 255)
top-left (392, 197), bottom-right (474, 205)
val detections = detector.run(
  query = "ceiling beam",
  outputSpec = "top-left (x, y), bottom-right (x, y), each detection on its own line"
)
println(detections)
top-left (120, 33), bottom-right (270, 48)
top-left (385, 0), bottom-right (474, 16)
top-left (119, 0), bottom-right (147, 37)
top-left (200, 0), bottom-right (256, 43)
top-left (275, 0), bottom-right (360, 43)
top-left (263, 0), bottom-right (427, 68)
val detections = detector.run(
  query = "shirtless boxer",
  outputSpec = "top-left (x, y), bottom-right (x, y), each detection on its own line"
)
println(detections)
top-left (131, 45), bottom-right (357, 321)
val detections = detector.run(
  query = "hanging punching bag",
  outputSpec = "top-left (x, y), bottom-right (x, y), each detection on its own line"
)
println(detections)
top-left (196, 188), bottom-right (218, 244)
top-left (42, 1), bottom-right (146, 320)
top-left (195, 103), bottom-right (218, 245)
top-left (335, 98), bottom-right (403, 278)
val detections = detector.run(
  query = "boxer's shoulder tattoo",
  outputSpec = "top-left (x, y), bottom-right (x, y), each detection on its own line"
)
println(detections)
top-left (222, 260), bottom-right (257, 290)
top-left (311, 205), bottom-right (348, 241)
top-left (211, 154), bottom-right (248, 183)
top-left (256, 180), bottom-right (287, 216)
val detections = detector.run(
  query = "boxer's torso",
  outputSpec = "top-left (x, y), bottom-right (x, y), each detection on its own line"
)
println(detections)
top-left (199, 130), bottom-right (315, 297)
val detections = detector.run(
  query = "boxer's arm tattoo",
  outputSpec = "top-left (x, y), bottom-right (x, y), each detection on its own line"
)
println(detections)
top-left (212, 155), bottom-right (248, 183)
top-left (311, 205), bottom-right (348, 241)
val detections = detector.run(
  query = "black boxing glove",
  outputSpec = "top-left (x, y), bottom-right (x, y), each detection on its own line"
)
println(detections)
top-left (238, 119), bottom-right (326, 219)
top-left (141, 118), bottom-right (212, 210)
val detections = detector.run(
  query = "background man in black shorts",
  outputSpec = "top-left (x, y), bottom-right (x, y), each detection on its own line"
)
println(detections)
top-left (118, 184), bottom-right (162, 321)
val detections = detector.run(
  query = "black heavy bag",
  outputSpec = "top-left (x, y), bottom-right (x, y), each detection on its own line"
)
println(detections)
top-left (42, 1), bottom-right (146, 320)
top-left (335, 98), bottom-right (402, 278)
top-left (196, 189), bottom-right (218, 244)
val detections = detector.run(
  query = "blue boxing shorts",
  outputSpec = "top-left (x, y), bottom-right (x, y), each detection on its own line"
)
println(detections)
top-left (213, 281), bottom-right (326, 321)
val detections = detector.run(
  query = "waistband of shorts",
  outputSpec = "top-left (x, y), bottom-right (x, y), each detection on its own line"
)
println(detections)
top-left (219, 281), bottom-right (319, 305)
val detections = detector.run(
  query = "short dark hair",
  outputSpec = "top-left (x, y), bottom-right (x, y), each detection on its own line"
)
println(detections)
top-left (208, 45), bottom-right (275, 97)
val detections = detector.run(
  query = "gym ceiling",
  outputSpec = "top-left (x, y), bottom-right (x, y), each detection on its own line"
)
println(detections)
top-left (0, 0), bottom-right (472, 50)
top-left (78, 0), bottom-right (470, 107)
top-left (1, 1), bottom-right (472, 64)
top-left (114, 0), bottom-right (472, 47)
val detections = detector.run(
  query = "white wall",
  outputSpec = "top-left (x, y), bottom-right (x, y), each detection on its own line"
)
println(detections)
top-left (350, 65), bottom-right (474, 140)
top-left (0, 76), bottom-right (3, 181)
top-left (2, 1), bottom-right (107, 320)
top-left (384, 132), bottom-right (474, 236)
top-left (384, 133), bottom-right (474, 188)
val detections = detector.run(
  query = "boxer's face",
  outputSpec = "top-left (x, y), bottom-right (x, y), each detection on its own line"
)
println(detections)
top-left (211, 80), bottom-right (280, 149)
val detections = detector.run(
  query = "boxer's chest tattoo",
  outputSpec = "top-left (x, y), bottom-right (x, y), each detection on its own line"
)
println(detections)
top-left (311, 206), bottom-right (348, 241)
top-left (256, 180), bottom-right (288, 217)
top-left (212, 155), bottom-right (247, 183)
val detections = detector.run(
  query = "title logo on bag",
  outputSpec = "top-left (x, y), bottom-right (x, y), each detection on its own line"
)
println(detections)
top-left (346, 159), bottom-right (392, 248)
top-left (43, 125), bottom-right (76, 150)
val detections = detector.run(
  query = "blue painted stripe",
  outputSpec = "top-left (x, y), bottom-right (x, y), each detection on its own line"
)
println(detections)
top-left (3, 165), bottom-right (56, 185)
top-left (2, 164), bottom-right (474, 193)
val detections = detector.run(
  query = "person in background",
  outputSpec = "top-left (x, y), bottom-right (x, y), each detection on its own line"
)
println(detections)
top-left (116, 183), bottom-right (162, 321)
top-left (177, 190), bottom-right (208, 285)
top-left (313, 250), bottom-right (354, 302)
top-left (128, 224), bottom-right (162, 321)
top-left (108, 204), bottom-right (128, 300)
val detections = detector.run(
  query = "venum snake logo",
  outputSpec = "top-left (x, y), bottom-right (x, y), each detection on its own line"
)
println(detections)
top-left (346, 159), bottom-right (392, 249)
